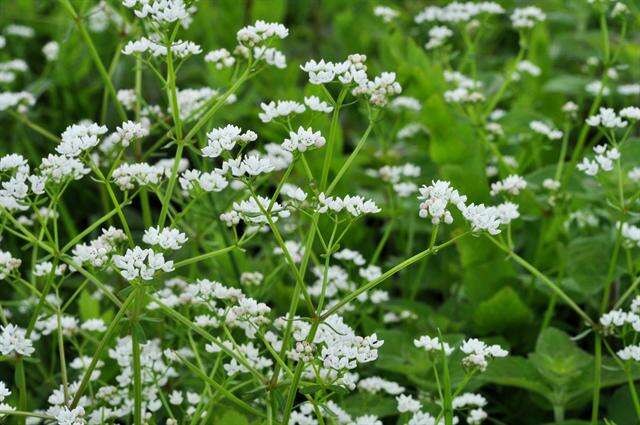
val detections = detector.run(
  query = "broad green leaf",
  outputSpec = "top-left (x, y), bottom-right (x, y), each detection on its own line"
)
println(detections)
top-left (473, 287), bottom-right (533, 335)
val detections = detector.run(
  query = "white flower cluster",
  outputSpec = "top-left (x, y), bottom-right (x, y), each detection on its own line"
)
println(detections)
top-left (122, 0), bottom-right (191, 25)
top-left (71, 227), bottom-right (127, 268)
top-left (232, 195), bottom-right (289, 224)
top-left (414, 335), bottom-right (454, 355)
top-left (510, 6), bottom-right (546, 29)
top-left (57, 121), bottom-right (108, 157)
top-left (33, 261), bottom-right (67, 277)
top-left (515, 60), bottom-right (541, 78)
top-left (373, 6), bottom-right (399, 23)
top-left (530, 120), bottom-right (562, 140)
top-left (0, 250), bottom-right (21, 279)
top-left (300, 54), bottom-right (368, 86)
top-left (179, 169), bottom-right (228, 194)
top-left (204, 48), bottom-right (235, 69)
top-left (259, 100), bottom-right (305, 123)
top-left (0, 324), bottom-right (34, 357)
top-left (460, 338), bottom-right (508, 371)
top-left (490, 175), bottom-right (527, 196)
top-left (122, 36), bottom-right (202, 58)
top-left (236, 20), bottom-right (288, 47)
top-left (283, 315), bottom-right (383, 387)
top-left (417, 180), bottom-right (467, 224)
top-left (42, 40), bottom-right (59, 61)
top-left (142, 226), bottom-right (188, 250)
top-left (317, 193), bottom-right (381, 217)
top-left (0, 91), bottom-right (35, 112)
top-left (0, 58), bottom-right (28, 83)
top-left (282, 127), bottom-right (326, 152)
top-left (587, 106), bottom-right (640, 128)
top-left (425, 26), bottom-right (453, 50)
top-left (358, 376), bottom-right (405, 394)
top-left (352, 71), bottom-right (402, 106)
top-left (112, 120), bottom-right (149, 147)
top-left (621, 222), bottom-right (640, 248)
top-left (112, 162), bottom-right (165, 190)
top-left (577, 145), bottom-right (620, 176)
top-left (443, 71), bottom-right (484, 103)
top-left (415, 2), bottom-right (504, 24)
top-left (113, 246), bottom-right (175, 281)
top-left (202, 125), bottom-right (257, 158)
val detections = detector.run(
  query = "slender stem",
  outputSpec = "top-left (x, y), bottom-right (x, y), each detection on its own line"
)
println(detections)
top-left (322, 232), bottom-right (468, 320)
top-left (325, 120), bottom-right (375, 195)
top-left (59, 0), bottom-right (126, 120)
top-left (71, 290), bottom-right (137, 408)
top-left (487, 236), bottom-right (594, 327)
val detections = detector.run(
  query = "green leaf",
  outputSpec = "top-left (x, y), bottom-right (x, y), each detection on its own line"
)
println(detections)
top-left (473, 287), bottom-right (533, 335)
top-left (529, 327), bottom-right (591, 387)
top-left (215, 409), bottom-right (249, 425)
top-left (78, 290), bottom-right (100, 321)
top-left (479, 356), bottom-right (551, 398)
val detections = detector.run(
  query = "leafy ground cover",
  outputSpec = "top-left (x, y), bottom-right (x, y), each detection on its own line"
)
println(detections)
top-left (0, 1), bottom-right (640, 424)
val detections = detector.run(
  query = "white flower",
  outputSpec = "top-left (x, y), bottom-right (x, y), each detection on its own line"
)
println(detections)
top-left (202, 125), bottom-right (257, 158)
top-left (143, 226), bottom-right (188, 250)
top-left (516, 60), bottom-right (541, 77)
top-left (453, 393), bottom-right (487, 409)
top-left (0, 381), bottom-right (11, 402)
top-left (281, 183), bottom-right (307, 202)
top-left (179, 169), bottom-right (228, 193)
top-left (374, 6), bottom-right (399, 22)
top-left (57, 121), bottom-right (108, 157)
top-left (460, 203), bottom-right (502, 235)
top-left (253, 46), bottom-right (287, 68)
top-left (334, 249), bottom-right (366, 266)
top-left (542, 178), bottom-right (560, 191)
top-left (414, 335), bottom-right (453, 355)
top-left (204, 48), bottom-right (235, 69)
top-left (586, 107), bottom-right (627, 128)
top-left (54, 406), bottom-right (85, 425)
top-left (0, 324), bottom-right (34, 357)
top-left (529, 120), bottom-right (562, 140)
top-left (618, 344), bottom-right (640, 361)
top-left (40, 154), bottom-right (90, 184)
top-left (390, 96), bottom-right (422, 112)
top-left (112, 162), bottom-right (164, 190)
top-left (460, 338), bottom-right (508, 371)
top-left (233, 196), bottom-right (289, 224)
top-left (417, 180), bottom-right (467, 224)
top-left (415, 2), bottom-right (504, 24)
top-left (122, 0), bottom-right (192, 25)
top-left (317, 193), bottom-right (381, 217)
top-left (577, 145), bottom-right (619, 176)
top-left (81, 319), bottom-right (107, 332)
top-left (620, 106), bottom-right (640, 121)
top-left (358, 377), bottom-right (405, 395)
top-left (0, 91), bottom-right (35, 112)
top-left (282, 127), bottom-right (326, 152)
top-left (510, 6), bottom-right (546, 28)
top-left (397, 394), bottom-right (422, 413)
top-left (42, 41), bottom-right (60, 61)
top-left (304, 96), bottom-right (333, 113)
top-left (258, 100), bottom-right (305, 123)
top-left (236, 20), bottom-right (288, 46)
top-left (0, 250), bottom-right (21, 279)
top-left (114, 121), bottom-right (149, 147)
top-left (71, 227), bottom-right (126, 268)
top-left (122, 37), bottom-right (202, 58)
top-left (425, 26), bottom-right (453, 50)
top-left (490, 175), bottom-right (527, 196)
top-left (112, 247), bottom-right (175, 281)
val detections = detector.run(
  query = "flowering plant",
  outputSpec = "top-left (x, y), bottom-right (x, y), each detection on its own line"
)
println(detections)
top-left (0, 1), bottom-right (639, 424)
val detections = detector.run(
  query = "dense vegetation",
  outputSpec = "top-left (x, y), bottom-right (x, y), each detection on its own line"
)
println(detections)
top-left (1, 1), bottom-right (640, 424)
